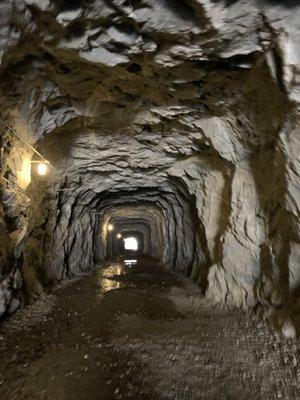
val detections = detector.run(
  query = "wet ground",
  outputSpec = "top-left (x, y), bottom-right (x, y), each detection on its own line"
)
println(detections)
top-left (0, 258), bottom-right (300, 400)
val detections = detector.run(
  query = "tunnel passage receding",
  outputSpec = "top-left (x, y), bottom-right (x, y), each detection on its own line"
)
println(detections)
top-left (90, 186), bottom-right (209, 288)
top-left (32, 183), bottom-right (209, 292)
top-left (0, 0), bottom-right (299, 339)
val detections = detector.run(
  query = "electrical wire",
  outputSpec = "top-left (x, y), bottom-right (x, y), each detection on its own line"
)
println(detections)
top-left (0, 116), bottom-right (43, 158)
top-left (0, 116), bottom-right (56, 170)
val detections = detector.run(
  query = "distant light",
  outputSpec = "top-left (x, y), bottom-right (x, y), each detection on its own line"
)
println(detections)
top-left (124, 237), bottom-right (138, 251)
top-left (107, 224), bottom-right (114, 232)
top-left (37, 161), bottom-right (48, 176)
top-left (117, 233), bottom-right (122, 239)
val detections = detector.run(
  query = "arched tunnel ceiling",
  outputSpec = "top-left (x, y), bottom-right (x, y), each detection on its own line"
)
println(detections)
top-left (89, 191), bottom-right (200, 276)
top-left (1, 1), bottom-right (299, 211)
top-left (0, 0), bottom-right (299, 143)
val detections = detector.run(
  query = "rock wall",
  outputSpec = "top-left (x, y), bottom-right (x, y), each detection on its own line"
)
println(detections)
top-left (0, 0), bottom-right (299, 335)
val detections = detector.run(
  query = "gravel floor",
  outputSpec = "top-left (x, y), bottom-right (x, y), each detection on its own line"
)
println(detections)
top-left (0, 258), bottom-right (299, 400)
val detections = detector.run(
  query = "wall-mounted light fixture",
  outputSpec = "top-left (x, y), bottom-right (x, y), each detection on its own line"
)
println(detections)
top-left (117, 233), bottom-right (122, 239)
top-left (0, 116), bottom-right (55, 180)
top-left (31, 160), bottom-right (50, 176)
top-left (107, 224), bottom-right (114, 232)
top-left (37, 161), bottom-right (48, 176)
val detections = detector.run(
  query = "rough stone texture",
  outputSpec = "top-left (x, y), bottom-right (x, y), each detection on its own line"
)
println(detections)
top-left (0, 0), bottom-right (299, 335)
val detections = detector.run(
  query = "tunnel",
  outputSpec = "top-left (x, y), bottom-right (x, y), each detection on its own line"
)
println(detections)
top-left (0, 0), bottom-right (300, 399)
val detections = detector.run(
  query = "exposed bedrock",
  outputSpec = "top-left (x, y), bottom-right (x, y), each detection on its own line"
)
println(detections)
top-left (0, 0), bottom-right (299, 336)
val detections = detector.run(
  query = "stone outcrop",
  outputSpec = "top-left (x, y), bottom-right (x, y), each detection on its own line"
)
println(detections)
top-left (0, 0), bottom-right (299, 336)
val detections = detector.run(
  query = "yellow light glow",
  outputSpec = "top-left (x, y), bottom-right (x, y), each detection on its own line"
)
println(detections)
top-left (19, 157), bottom-right (31, 189)
top-left (37, 161), bottom-right (48, 176)
top-left (117, 233), bottom-right (122, 239)
top-left (107, 224), bottom-right (114, 232)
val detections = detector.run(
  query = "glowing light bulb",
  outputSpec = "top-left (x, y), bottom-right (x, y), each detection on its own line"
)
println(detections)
top-left (117, 233), bottom-right (122, 239)
top-left (37, 161), bottom-right (48, 176)
top-left (107, 224), bottom-right (114, 232)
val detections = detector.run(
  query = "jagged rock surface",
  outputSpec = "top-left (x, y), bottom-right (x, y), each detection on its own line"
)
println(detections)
top-left (0, 0), bottom-right (299, 336)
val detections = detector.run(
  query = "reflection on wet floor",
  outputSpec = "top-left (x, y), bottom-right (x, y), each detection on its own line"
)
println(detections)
top-left (0, 257), bottom-right (181, 400)
top-left (124, 259), bottom-right (137, 267)
top-left (98, 258), bottom-right (144, 295)
top-left (1, 257), bottom-right (298, 400)
top-left (98, 262), bottom-right (125, 293)
top-left (98, 259), bottom-right (154, 294)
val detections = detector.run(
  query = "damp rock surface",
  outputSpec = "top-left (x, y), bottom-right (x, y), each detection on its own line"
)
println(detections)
top-left (0, 0), bottom-right (299, 333)
top-left (0, 258), bottom-right (299, 400)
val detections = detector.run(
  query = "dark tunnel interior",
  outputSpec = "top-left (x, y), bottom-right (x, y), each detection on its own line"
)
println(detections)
top-left (0, 0), bottom-right (300, 398)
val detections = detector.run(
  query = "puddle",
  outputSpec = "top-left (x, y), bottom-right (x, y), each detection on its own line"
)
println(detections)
top-left (98, 263), bottom-right (125, 294)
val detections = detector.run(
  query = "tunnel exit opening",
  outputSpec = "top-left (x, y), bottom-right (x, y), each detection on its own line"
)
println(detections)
top-left (124, 236), bottom-right (139, 251)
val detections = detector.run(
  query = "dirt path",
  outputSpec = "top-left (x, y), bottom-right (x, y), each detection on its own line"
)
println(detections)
top-left (0, 258), bottom-right (299, 400)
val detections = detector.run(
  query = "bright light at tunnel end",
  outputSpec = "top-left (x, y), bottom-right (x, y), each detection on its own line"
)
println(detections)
top-left (124, 237), bottom-right (138, 251)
